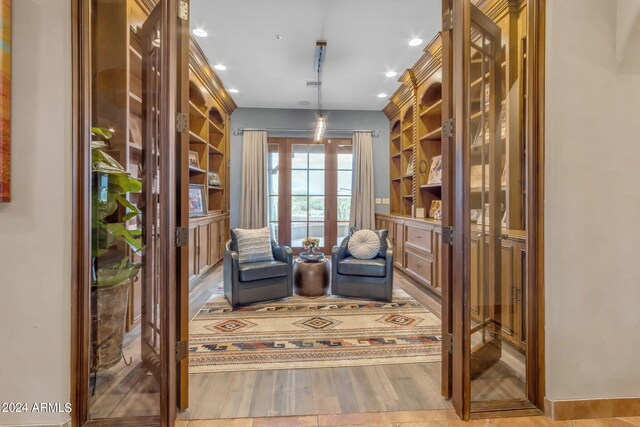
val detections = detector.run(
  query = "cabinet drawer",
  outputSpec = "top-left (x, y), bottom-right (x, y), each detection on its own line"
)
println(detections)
top-left (405, 224), bottom-right (433, 254)
top-left (405, 250), bottom-right (433, 286)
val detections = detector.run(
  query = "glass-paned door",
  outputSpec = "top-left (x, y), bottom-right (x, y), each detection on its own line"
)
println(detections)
top-left (291, 143), bottom-right (326, 249)
top-left (268, 138), bottom-right (352, 253)
top-left (448, 0), bottom-right (535, 420)
top-left (85, 0), bottom-right (179, 424)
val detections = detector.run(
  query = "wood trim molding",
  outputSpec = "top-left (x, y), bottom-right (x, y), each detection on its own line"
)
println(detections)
top-left (545, 398), bottom-right (640, 421)
top-left (189, 37), bottom-right (238, 114)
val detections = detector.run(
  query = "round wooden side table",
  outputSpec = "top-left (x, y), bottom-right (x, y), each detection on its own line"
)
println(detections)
top-left (293, 257), bottom-right (330, 297)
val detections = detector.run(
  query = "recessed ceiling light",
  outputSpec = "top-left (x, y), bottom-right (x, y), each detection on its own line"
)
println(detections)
top-left (385, 71), bottom-right (397, 78)
top-left (377, 93), bottom-right (388, 98)
top-left (408, 38), bottom-right (423, 47)
top-left (192, 28), bottom-right (208, 38)
top-left (228, 88), bottom-right (239, 94)
top-left (297, 100), bottom-right (311, 106)
top-left (214, 64), bottom-right (227, 71)
top-left (275, 34), bottom-right (284, 40)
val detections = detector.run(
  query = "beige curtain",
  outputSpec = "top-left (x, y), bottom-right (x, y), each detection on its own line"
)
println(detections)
top-left (350, 132), bottom-right (375, 229)
top-left (240, 131), bottom-right (268, 229)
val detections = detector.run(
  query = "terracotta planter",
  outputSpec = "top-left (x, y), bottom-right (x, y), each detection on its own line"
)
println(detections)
top-left (90, 281), bottom-right (130, 372)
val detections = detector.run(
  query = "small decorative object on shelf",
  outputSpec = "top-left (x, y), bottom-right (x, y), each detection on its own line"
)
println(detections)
top-left (130, 115), bottom-right (142, 146)
top-left (429, 200), bottom-right (442, 220)
top-left (188, 184), bottom-right (206, 217)
top-left (415, 207), bottom-right (426, 219)
top-left (427, 155), bottom-right (442, 184)
top-left (477, 203), bottom-right (490, 226)
top-left (188, 150), bottom-right (200, 168)
top-left (419, 159), bottom-right (428, 176)
top-left (208, 171), bottom-right (221, 187)
top-left (470, 164), bottom-right (490, 190)
top-left (470, 208), bottom-right (482, 222)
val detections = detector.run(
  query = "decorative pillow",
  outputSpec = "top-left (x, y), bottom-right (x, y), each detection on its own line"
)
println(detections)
top-left (232, 227), bottom-right (274, 263)
top-left (349, 227), bottom-right (388, 258)
top-left (348, 229), bottom-right (381, 260)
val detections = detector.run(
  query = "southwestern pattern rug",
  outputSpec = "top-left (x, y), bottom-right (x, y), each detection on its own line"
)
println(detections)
top-left (189, 282), bottom-right (441, 373)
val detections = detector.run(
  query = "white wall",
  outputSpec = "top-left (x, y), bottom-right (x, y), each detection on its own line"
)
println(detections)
top-left (545, 0), bottom-right (640, 400)
top-left (229, 108), bottom-right (390, 228)
top-left (0, 0), bottom-right (72, 425)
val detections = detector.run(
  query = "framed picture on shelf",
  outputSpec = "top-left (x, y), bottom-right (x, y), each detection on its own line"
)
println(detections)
top-left (405, 154), bottom-right (414, 176)
top-left (415, 207), bottom-right (426, 219)
top-left (500, 105), bottom-right (507, 140)
top-left (429, 200), bottom-right (442, 220)
top-left (208, 172), bottom-right (221, 187)
top-left (476, 203), bottom-right (490, 226)
top-left (130, 115), bottom-right (142, 147)
top-left (426, 155), bottom-right (442, 185)
top-left (189, 184), bottom-right (206, 217)
top-left (470, 208), bottom-right (482, 222)
top-left (188, 150), bottom-right (200, 169)
top-left (470, 164), bottom-right (490, 190)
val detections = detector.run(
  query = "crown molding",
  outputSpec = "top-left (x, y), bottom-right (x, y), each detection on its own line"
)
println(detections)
top-left (189, 37), bottom-right (238, 114)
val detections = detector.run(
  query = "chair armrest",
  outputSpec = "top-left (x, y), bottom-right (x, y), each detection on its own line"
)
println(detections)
top-left (224, 243), bottom-right (241, 305)
top-left (385, 238), bottom-right (393, 262)
top-left (272, 243), bottom-right (293, 265)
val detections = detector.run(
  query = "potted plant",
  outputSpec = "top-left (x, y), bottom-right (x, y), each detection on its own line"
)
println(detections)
top-left (91, 127), bottom-right (143, 372)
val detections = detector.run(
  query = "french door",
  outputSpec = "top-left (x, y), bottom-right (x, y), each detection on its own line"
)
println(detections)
top-left (268, 138), bottom-right (353, 254)
top-left (444, 0), bottom-right (545, 420)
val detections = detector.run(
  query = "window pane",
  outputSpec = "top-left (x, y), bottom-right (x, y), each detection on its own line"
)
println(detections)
top-left (338, 171), bottom-right (352, 195)
top-left (268, 147), bottom-right (279, 169)
top-left (338, 196), bottom-right (351, 221)
top-left (309, 196), bottom-right (325, 221)
top-left (291, 170), bottom-right (308, 194)
top-left (291, 196), bottom-right (308, 221)
top-left (308, 222), bottom-right (325, 247)
top-left (337, 145), bottom-right (353, 169)
top-left (291, 144), bottom-right (308, 169)
top-left (309, 144), bottom-right (325, 169)
top-left (268, 170), bottom-right (279, 195)
top-left (269, 222), bottom-right (279, 241)
top-left (291, 222), bottom-right (307, 247)
top-left (269, 195), bottom-right (278, 221)
top-left (337, 222), bottom-right (350, 246)
top-left (309, 170), bottom-right (325, 195)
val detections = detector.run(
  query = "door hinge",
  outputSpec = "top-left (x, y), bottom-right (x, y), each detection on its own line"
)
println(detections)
top-left (442, 225), bottom-right (454, 246)
top-left (177, 0), bottom-right (189, 21)
top-left (176, 340), bottom-right (189, 361)
top-left (442, 118), bottom-right (455, 138)
top-left (175, 227), bottom-right (188, 247)
top-left (443, 10), bottom-right (453, 32)
top-left (176, 112), bottom-right (189, 133)
top-left (443, 332), bottom-right (454, 354)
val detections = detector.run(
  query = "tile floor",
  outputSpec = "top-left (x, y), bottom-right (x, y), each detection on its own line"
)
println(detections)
top-left (175, 409), bottom-right (640, 426)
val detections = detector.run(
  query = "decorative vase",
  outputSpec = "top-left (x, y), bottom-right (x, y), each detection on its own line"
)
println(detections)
top-left (90, 280), bottom-right (130, 372)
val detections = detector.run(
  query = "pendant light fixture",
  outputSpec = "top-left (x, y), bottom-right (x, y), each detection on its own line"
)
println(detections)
top-left (314, 41), bottom-right (327, 142)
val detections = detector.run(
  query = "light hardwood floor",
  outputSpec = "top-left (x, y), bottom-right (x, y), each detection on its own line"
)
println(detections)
top-left (176, 410), bottom-right (640, 426)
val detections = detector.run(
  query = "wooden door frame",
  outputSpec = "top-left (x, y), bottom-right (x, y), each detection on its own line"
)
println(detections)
top-left (71, 0), bottom-right (180, 425)
top-left (445, 0), bottom-right (546, 420)
top-left (268, 137), bottom-right (352, 254)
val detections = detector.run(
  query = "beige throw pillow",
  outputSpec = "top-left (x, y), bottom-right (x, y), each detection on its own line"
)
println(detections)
top-left (233, 227), bottom-right (274, 263)
top-left (348, 229), bottom-right (381, 260)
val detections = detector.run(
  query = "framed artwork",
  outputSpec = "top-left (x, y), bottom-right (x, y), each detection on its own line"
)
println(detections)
top-left (470, 208), bottom-right (482, 222)
top-left (405, 154), bottom-right (414, 176)
top-left (188, 184), bottom-right (206, 217)
top-left (188, 150), bottom-right (200, 168)
top-left (476, 203), bottom-right (491, 226)
top-left (130, 115), bottom-right (142, 147)
top-left (208, 171), bottom-right (221, 187)
top-left (429, 200), bottom-right (442, 220)
top-left (426, 155), bottom-right (442, 185)
top-left (415, 207), bottom-right (426, 219)
top-left (0, 0), bottom-right (11, 203)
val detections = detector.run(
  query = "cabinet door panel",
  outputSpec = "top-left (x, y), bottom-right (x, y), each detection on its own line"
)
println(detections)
top-left (394, 222), bottom-right (404, 268)
top-left (500, 245), bottom-right (515, 336)
top-left (189, 225), bottom-right (197, 280)
top-left (470, 233), bottom-right (482, 321)
top-left (209, 220), bottom-right (220, 264)
top-left (197, 224), bottom-right (209, 274)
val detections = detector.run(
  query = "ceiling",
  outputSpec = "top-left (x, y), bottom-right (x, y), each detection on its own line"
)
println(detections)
top-left (190, 0), bottom-right (442, 111)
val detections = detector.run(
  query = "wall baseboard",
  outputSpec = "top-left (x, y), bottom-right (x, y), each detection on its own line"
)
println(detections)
top-left (545, 397), bottom-right (640, 421)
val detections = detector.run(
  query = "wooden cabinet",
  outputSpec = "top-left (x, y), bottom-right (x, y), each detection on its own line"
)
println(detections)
top-left (189, 213), bottom-right (228, 282)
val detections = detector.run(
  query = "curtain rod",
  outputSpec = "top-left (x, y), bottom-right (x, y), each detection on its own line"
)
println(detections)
top-left (233, 127), bottom-right (380, 138)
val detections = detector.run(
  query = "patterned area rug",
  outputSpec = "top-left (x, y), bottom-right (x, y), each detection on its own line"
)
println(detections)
top-left (189, 282), bottom-right (442, 373)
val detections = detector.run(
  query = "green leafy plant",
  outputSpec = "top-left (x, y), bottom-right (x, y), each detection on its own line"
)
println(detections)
top-left (91, 127), bottom-right (143, 287)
